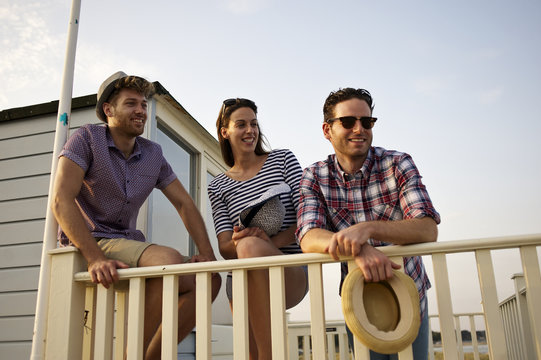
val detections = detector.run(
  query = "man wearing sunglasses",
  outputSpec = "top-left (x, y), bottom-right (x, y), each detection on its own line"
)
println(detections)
top-left (296, 88), bottom-right (440, 360)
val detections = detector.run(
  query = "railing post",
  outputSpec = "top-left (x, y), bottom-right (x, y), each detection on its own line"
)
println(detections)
top-left (520, 245), bottom-right (541, 359)
top-left (512, 273), bottom-right (536, 360)
top-left (94, 285), bottom-right (115, 360)
top-left (428, 316), bottom-right (435, 360)
top-left (114, 289), bottom-right (128, 360)
top-left (126, 277), bottom-right (145, 360)
top-left (308, 262), bottom-right (327, 360)
top-left (347, 261), bottom-right (370, 360)
top-left (45, 247), bottom-right (86, 359)
top-left (162, 274), bottom-right (179, 359)
top-left (454, 316), bottom-right (464, 359)
top-left (469, 315), bottom-right (480, 360)
top-left (432, 253), bottom-right (458, 360)
top-left (233, 269), bottom-right (250, 360)
top-left (475, 249), bottom-right (508, 359)
top-left (393, 256), bottom-right (414, 360)
top-left (269, 266), bottom-right (288, 359)
top-left (82, 285), bottom-right (96, 360)
top-left (196, 272), bottom-right (212, 360)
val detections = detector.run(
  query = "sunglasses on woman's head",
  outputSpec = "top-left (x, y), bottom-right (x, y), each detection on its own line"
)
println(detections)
top-left (326, 116), bottom-right (377, 130)
top-left (222, 98), bottom-right (238, 107)
top-left (220, 98), bottom-right (256, 122)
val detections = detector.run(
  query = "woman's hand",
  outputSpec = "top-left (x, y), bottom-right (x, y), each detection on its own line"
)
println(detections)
top-left (232, 225), bottom-right (271, 246)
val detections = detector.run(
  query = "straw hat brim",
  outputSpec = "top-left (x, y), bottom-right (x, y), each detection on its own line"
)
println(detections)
top-left (341, 268), bottom-right (421, 354)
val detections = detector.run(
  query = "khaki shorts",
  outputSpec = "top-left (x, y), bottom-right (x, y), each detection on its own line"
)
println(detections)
top-left (97, 237), bottom-right (153, 268)
top-left (97, 237), bottom-right (192, 267)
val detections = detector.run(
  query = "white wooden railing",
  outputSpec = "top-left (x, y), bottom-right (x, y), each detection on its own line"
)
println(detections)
top-left (428, 313), bottom-right (486, 360)
top-left (41, 234), bottom-right (541, 359)
top-left (499, 273), bottom-right (537, 360)
top-left (288, 320), bottom-right (351, 360)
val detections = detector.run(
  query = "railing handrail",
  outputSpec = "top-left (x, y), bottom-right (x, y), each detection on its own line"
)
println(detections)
top-left (43, 233), bottom-right (541, 359)
top-left (429, 313), bottom-right (484, 317)
top-left (65, 233), bottom-right (541, 282)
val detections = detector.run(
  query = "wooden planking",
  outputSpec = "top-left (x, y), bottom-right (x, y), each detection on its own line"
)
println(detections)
top-left (0, 342), bottom-right (31, 359)
top-left (0, 197), bottom-right (47, 223)
top-left (0, 267), bottom-right (39, 292)
top-left (0, 291), bottom-right (37, 316)
top-left (0, 115), bottom-right (56, 139)
top-left (0, 153), bottom-right (52, 180)
top-left (0, 316), bottom-right (34, 341)
top-left (0, 107), bottom-right (98, 140)
top-left (0, 132), bottom-right (55, 160)
top-left (0, 174), bottom-right (50, 201)
top-left (0, 243), bottom-right (43, 269)
top-left (0, 219), bottom-right (45, 246)
top-left (70, 110), bottom-right (102, 128)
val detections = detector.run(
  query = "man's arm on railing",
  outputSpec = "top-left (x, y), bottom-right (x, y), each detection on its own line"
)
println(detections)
top-left (51, 156), bottom-right (128, 288)
top-left (300, 227), bottom-right (400, 282)
top-left (162, 178), bottom-right (217, 261)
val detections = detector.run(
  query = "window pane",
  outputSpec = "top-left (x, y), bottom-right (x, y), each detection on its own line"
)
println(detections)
top-left (149, 126), bottom-right (194, 255)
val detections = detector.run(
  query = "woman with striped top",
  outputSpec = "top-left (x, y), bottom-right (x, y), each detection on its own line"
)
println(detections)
top-left (208, 98), bottom-right (308, 359)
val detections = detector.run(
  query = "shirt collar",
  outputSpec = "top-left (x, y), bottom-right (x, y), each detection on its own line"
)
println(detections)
top-left (331, 147), bottom-right (374, 182)
top-left (105, 126), bottom-right (142, 159)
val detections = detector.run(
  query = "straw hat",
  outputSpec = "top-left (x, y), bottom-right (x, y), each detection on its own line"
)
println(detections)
top-left (96, 71), bottom-right (128, 122)
top-left (238, 182), bottom-right (291, 236)
top-left (341, 268), bottom-right (420, 354)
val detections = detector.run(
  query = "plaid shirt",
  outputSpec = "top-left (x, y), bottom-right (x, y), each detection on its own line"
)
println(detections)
top-left (296, 147), bottom-right (441, 318)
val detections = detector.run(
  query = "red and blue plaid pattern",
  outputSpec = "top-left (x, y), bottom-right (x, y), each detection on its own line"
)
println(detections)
top-left (296, 147), bottom-right (440, 318)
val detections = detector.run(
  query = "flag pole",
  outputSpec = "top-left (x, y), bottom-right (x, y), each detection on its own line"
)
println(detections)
top-left (30, 0), bottom-right (82, 358)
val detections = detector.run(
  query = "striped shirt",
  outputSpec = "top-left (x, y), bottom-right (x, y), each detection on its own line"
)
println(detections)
top-left (208, 149), bottom-right (302, 254)
top-left (296, 147), bottom-right (441, 318)
top-left (58, 124), bottom-right (176, 244)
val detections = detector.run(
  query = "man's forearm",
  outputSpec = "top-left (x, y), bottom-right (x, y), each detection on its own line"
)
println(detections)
top-left (365, 217), bottom-right (438, 245)
top-left (299, 228), bottom-right (334, 253)
top-left (51, 197), bottom-right (106, 264)
top-left (179, 203), bottom-right (215, 258)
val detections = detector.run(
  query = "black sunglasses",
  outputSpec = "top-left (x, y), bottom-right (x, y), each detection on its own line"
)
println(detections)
top-left (220, 98), bottom-right (256, 123)
top-left (326, 116), bottom-right (377, 130)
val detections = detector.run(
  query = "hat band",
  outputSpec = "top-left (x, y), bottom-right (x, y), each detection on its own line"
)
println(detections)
top-left (241, 202), bottom-right (266, 227)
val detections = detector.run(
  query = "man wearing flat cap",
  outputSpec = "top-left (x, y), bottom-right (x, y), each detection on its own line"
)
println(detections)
top-left (51, 71), bottom-right (221, 359)
top-left (296, 88), bottom-right (440, 359)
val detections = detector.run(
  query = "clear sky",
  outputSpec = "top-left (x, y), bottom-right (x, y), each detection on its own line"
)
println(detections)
top-left (2, 0), bottom-right (541, 325)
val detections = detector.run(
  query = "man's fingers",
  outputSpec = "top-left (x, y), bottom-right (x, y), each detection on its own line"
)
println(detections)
top-left (96, 271), bottom-right (111, 288)
top-left (375, 264), bottom-right (387, 282)
top-left (102, 268), bottom-right (114, 287)
top-left (327, 241), bottom-right (340, 260)
top-left (362, 266), bottom-right (373, 282)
